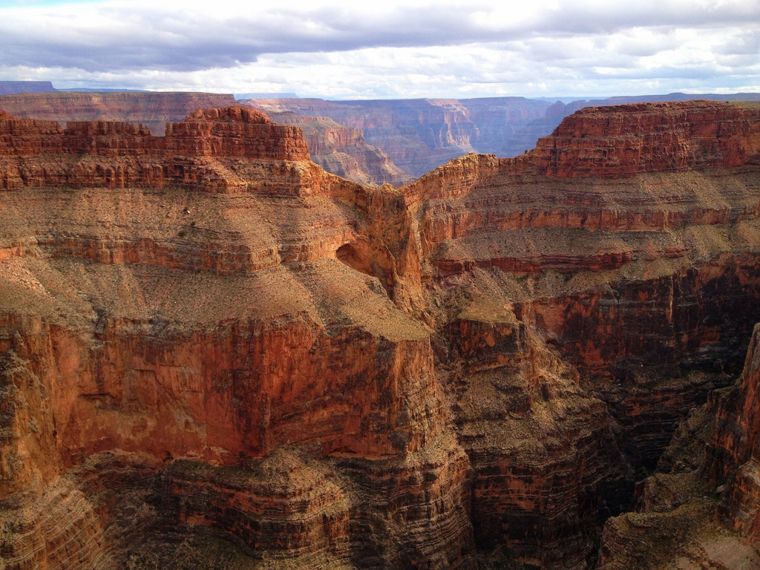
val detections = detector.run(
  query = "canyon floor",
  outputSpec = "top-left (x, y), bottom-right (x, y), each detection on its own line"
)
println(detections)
top-left (0, 99), bottom-right (759, 569)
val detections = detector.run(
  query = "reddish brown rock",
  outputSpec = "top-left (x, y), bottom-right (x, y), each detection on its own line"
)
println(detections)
top-left (0, 105), bottom-right (308, 161)
top-left (252, 96), bottom-right (760, 180)
top-left (0, 100), bottom-right (759, 569)
top-left (705, 322), bottom-right (760, 542)
top-left (398, 101), bottom-right (760, 565)
top-left (0, 106), bottom-right (311, 191)
top-left (532, 101), bottom-right (760, 178)
top-left (0, 93), bottom-right (408, 186)
top-left (597, 323), bottom-right (760, 569)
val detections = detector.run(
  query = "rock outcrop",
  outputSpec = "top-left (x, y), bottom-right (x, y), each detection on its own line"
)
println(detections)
top-left (706, 322), bottom-right (760, 542)
top-left (0, 92), bottom-right (409, 187)
top-left (1, 100), bottom-right (759, 569)
top-left (0, 105), bottom-right (309, 191)
top-left (532, 102), bottom-right (760, 177)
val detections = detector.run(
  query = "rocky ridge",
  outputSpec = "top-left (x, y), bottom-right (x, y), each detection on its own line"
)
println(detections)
top-left (0, 91), bottom-right (237, 135)
top-left (251, 94), bottom-right (760, 181)
top-left (0, 100), bottom-right (759, 568)
top-left (0, 92), bottom-right (409, 187)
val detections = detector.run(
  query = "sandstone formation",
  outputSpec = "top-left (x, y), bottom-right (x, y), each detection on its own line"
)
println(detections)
top-left (706, 322), bottom-right (760, 542)
top-left (0, 92), bottom-right (408, 187)
top-left (0, 100), bottom-right (759, 569)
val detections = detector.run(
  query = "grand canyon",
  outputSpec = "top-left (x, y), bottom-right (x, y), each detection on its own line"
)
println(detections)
top-left (0, 90), bottom-right (758, 570)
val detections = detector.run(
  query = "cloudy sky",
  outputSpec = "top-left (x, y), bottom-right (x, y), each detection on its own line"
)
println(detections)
top-left (0, 0), bottom-right (758, 98)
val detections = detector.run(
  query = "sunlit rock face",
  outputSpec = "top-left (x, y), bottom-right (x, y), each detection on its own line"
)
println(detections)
top-left (0, 100), bottom-right (759, 569)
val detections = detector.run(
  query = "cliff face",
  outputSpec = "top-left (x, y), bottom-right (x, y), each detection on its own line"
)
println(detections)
top-left (0, 92), bottom-right (409, 187)
top-left (1, 100), bottom-right (759, 569)
top-left (250, 95), bottom-right (760, 182)
top-left (249, 97), bottom-right (552, 177)
top-left (597, 323), bottom-right (760, 569)
top-left (533, 102), bottom-right (760, 177)
top-left (265, 111), bottom-right (409, 186)
top-left (0, 106), bottom-right (309, 191)
top-left (705, 322), bottom-right (760, 542)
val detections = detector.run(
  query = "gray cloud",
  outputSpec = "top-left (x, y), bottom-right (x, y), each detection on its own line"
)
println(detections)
top-left (0, 0), bottom-right (758, 72)
top-left (0, 0), bottom-right (757, 98)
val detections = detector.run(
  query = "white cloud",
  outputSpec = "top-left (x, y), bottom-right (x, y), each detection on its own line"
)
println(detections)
top-left (0, 0), bottom-right (757, 97)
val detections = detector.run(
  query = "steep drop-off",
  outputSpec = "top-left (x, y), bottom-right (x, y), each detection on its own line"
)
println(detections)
top-left (598, 321), bottom-right (760, 569)
top-left (251, 94), bottom-right (760, 181)
top-left (249, 97), bottom-right (552, 177)
top-left (0, 100), bottom-right (759, 569)
top-left (264, 111), bottom-right (408, 186)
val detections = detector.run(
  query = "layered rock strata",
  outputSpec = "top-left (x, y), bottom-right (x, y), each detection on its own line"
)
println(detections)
top-left (0, 91), bottom-right (236, 134)
top-left (251, 95), bottom-right (760, 180)
top-left (249, 97), bottom-right (552, 177)
top-left (264, 111), bottom-right (409, 186)
top-left (0, 100), bottom-right (759, 569)
top-left (598, 322), bottom-right (760, 569)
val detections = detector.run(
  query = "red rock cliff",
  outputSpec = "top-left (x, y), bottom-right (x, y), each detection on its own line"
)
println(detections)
top-left (400, 100), bottom-right (760, 565)
top-left (0, 101), bottom-right (759, 569)
top-left (532, 101), bottom-right (760, 177)
top-left (705, 323), bottom-right (760, 542)
top-left (0, 105), bottom-right (310, 191)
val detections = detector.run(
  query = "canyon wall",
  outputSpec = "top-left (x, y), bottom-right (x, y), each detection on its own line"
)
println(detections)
top-left (248, 97), bottom-right (553, 177)
top-left (250, 93), bottom-right (760, 181)
top-left (0, 100), bottom-right (759, 568)
top-left (597, 322), bottom-right (760, 569)
top-left (265, 111), bottom-right (409, 186)
top-left (0, 91), bottom-right (236, 134)
top-left (0, 92), bottom-right (408, 187)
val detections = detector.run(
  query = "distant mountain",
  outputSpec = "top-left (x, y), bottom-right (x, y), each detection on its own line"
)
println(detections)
top-left (59, 88), bottom-right (149, 93)
top-left (235, 92), bottom-right (298, 100)
top-left (267, 110), bottom-right (409, 186)
top-left (0, 81), bottom-right (56, 95)
top-left (248, 96), bottom-right (553, 177)
top-left (0, 91), bottom-right (236, 134)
